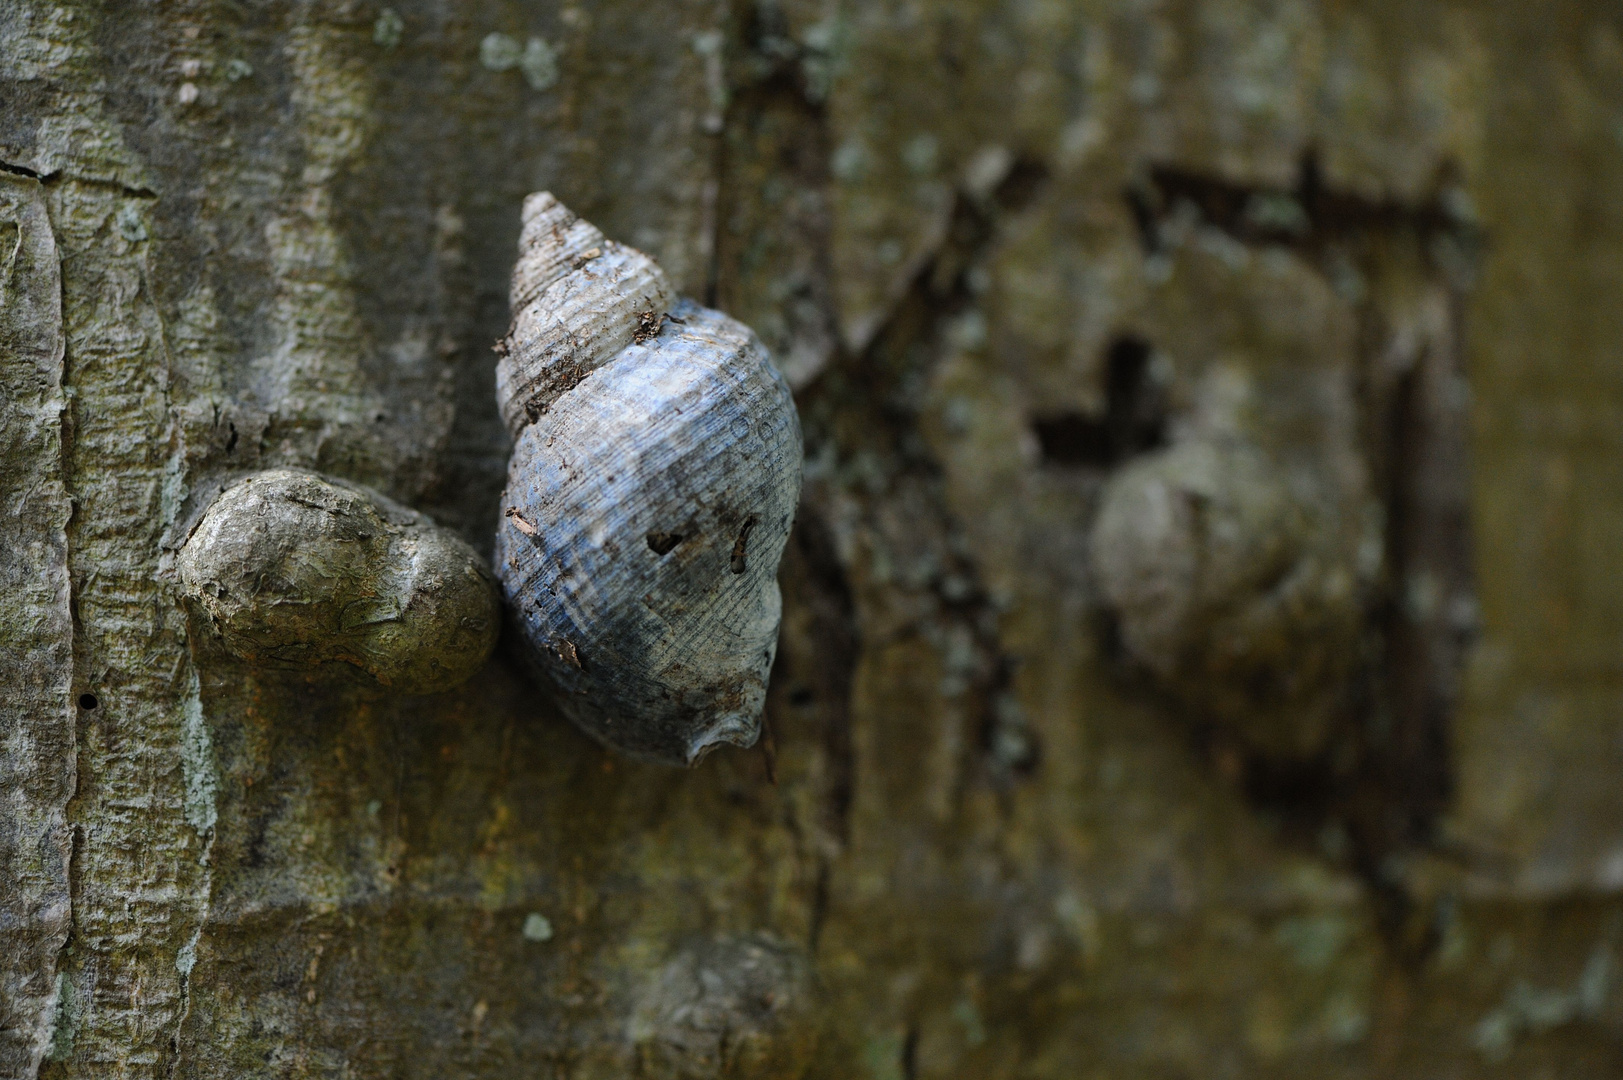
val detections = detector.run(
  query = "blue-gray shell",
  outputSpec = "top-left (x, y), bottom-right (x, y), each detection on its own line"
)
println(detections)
top-left (495, 299), bottom-right (802, 765)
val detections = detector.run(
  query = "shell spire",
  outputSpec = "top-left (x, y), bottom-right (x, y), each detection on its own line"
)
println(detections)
top-left (495, 193), bottom-right (803, 766)
top-left (496, 192), bottom-right (677, 437)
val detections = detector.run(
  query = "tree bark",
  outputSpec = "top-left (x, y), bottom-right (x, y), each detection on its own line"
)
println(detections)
top-left (3, 2), bottom-right (1622, 1077)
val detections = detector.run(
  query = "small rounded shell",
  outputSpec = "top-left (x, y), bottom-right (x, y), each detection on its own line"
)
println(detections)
top-left (1091, 441), bottom-right (1361, 760)
top-left (178, 468), bottom-right (500, 695)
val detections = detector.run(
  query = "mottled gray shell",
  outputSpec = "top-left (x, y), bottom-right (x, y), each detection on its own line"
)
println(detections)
top-left (177, 468), bottom-right (501, 695)
top-left (496, 192), bottom-right (675, 439)
top-left (1090, 441), bottom-right (1363, 760)
top-left (495, 194), bottom-right (803, 766)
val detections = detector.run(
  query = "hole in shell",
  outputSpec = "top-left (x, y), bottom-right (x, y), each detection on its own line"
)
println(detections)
top-left (730, 517), bottom-right (758, 575)
top-left (633, 309), bottom-right (666, 343)
top-left (78, 692), bottom-right (99, 710)
top-left (646, 531), bottom-right (685, 556)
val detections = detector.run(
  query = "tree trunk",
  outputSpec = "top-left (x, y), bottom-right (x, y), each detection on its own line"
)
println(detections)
top-left (3, 2), bottom-right (1621, 1077)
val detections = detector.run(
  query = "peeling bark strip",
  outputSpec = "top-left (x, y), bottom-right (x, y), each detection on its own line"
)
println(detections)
top-left (0, 172), bottom-right (75, 1079)
top-left (48, 176), bottom-right (212, 1079)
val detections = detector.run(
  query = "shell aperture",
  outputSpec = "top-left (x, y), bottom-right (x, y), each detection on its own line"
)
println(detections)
top-left (495, 194), bottom-right (803, 766)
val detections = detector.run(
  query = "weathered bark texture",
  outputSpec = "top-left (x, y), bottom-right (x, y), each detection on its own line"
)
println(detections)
top-left (2, 1), bottom-right (1621, 1077)
top-left (0, 171), bottom-right (74, 1079)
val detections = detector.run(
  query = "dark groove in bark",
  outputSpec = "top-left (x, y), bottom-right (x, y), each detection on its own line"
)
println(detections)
top-left (1136, 152), bottom-right (1481, 259)
top-left (791, 510), bottom-right (858, 957)
top-left (803, 158), bottom-right (1050, 799)
top-left (792, 510), bottom-right (858, 846)
top-left (1032, 334), bottom-right (1168, 469)
top-left (0, 159), bottom-right (45, 180)
top-left (900, 1024), bottom-right (919, 1080)
top-left (0, 159), bottom-right (161, 200)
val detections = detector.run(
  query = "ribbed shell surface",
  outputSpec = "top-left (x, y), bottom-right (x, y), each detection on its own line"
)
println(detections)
top-left (496, 192), bottom-right (675, 438)
top-left (495, 299), bottom-right (802, 765)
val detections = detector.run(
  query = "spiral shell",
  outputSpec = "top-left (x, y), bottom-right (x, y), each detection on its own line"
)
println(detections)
top-left (495, 193), bottom-right (803, 766)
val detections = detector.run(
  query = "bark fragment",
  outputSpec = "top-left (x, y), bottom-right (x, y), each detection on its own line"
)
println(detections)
top-left (0, 170), bottom-right (73, 1080)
